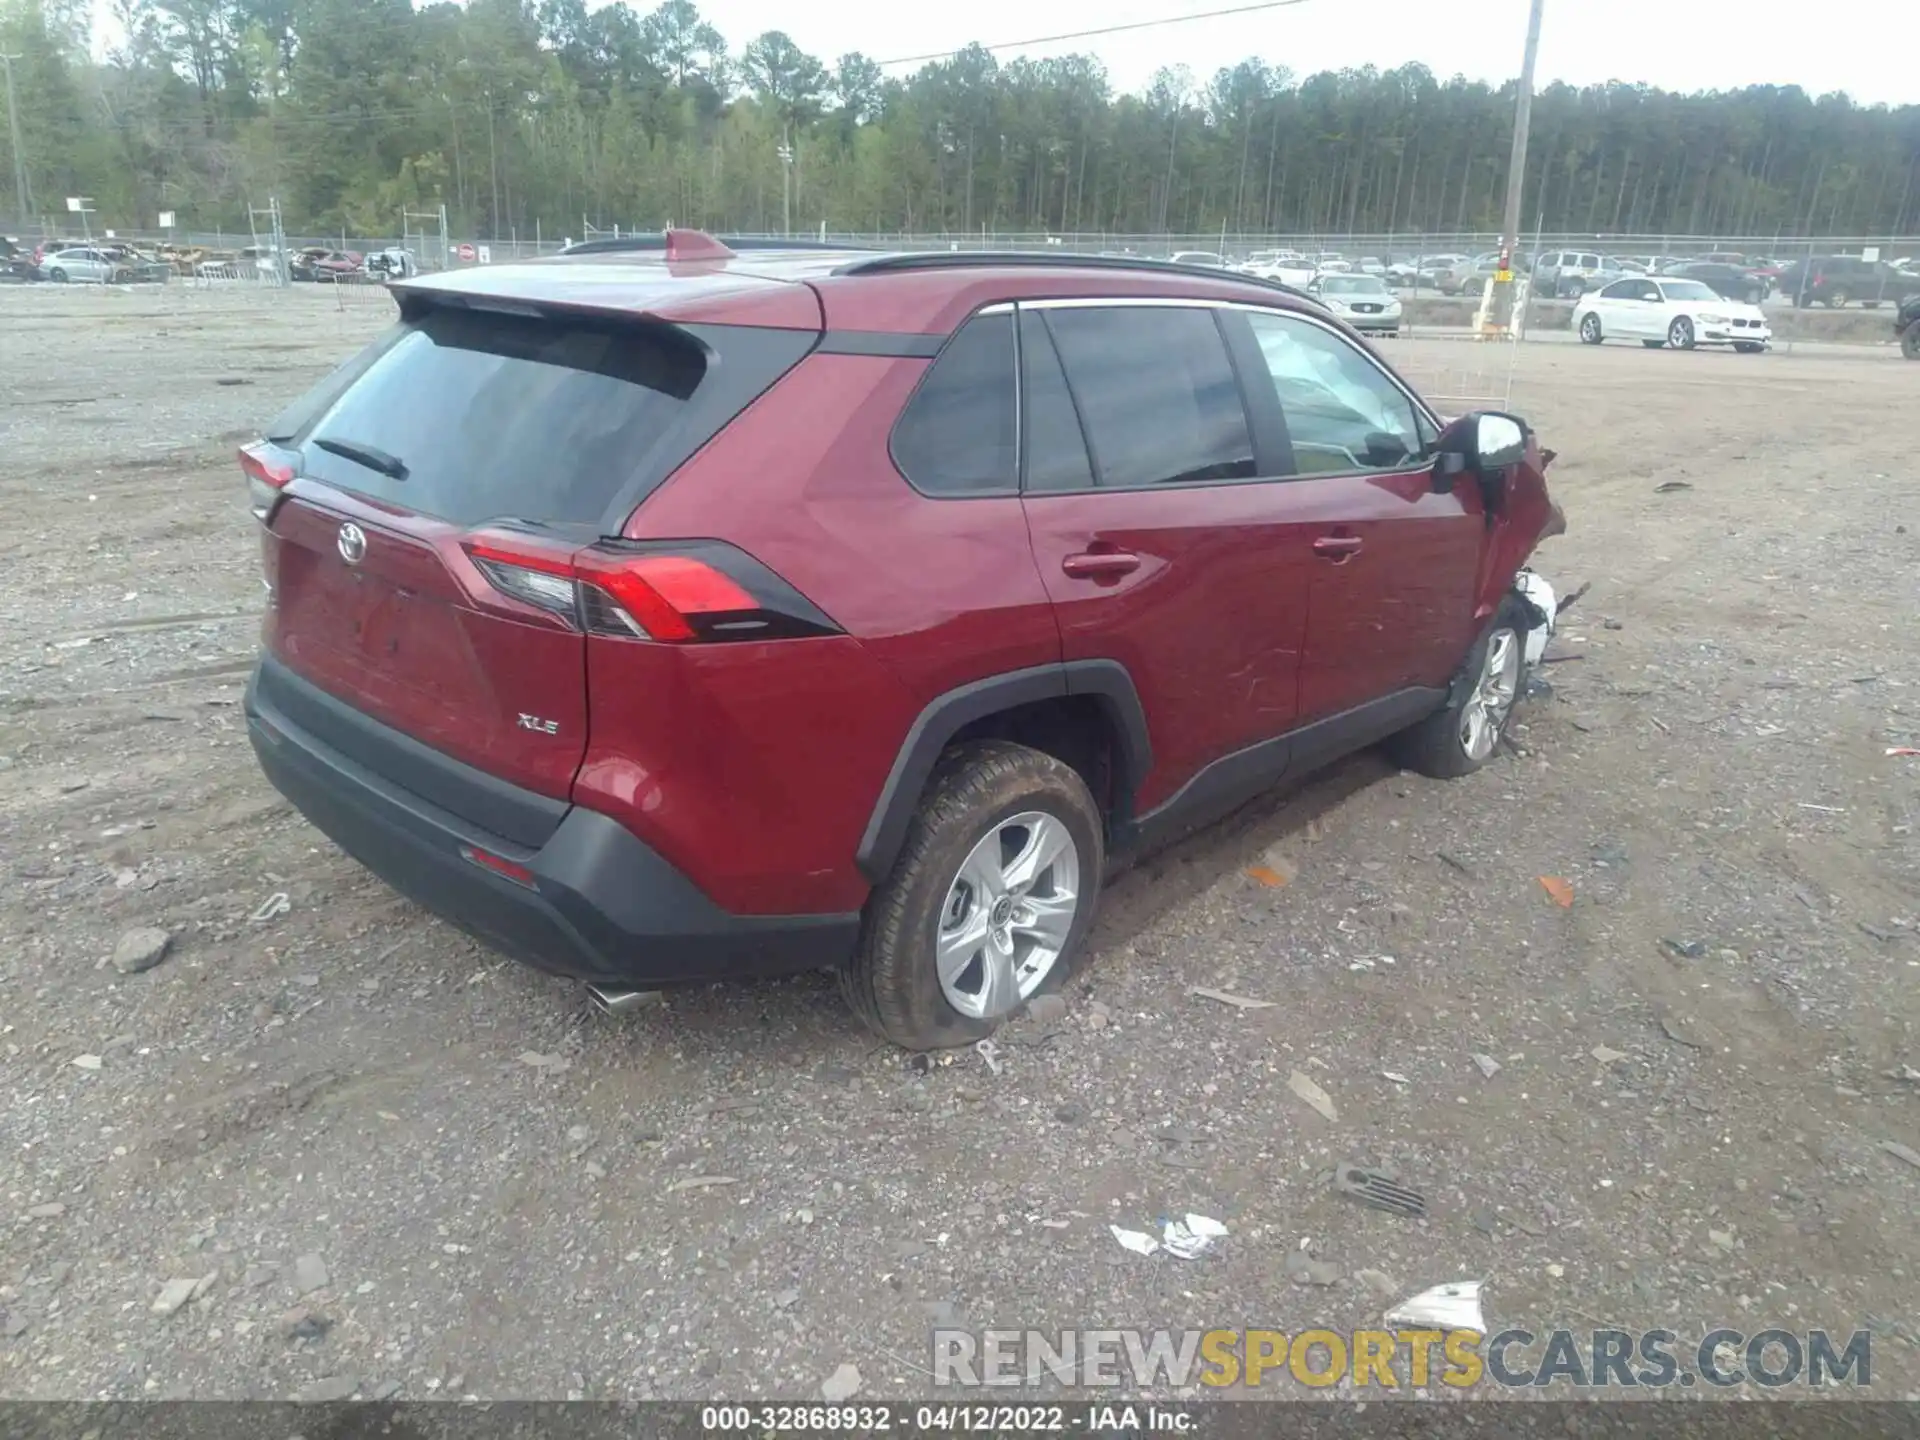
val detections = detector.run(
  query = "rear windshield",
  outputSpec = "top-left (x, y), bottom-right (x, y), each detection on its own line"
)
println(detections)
top-left (295, 307), bottom-right (707, 527)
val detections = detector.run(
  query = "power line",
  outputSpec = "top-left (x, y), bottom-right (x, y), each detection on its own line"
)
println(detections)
top-left (874, 0), bottom-right (1314, 68)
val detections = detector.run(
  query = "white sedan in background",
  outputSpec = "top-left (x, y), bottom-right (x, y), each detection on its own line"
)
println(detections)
top-left (1240, 252), bottom-right (1317, 287)
top-left (1574, 276), bottom-right (1771, 352)
top-left (1308, 272), bottom-right (1403, 335)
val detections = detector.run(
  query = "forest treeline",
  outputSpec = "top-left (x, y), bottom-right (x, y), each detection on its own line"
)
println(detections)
top-left (3, 0), bottom-right (1916, 239)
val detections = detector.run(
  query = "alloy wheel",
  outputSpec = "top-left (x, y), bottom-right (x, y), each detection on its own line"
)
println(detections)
top-left (1459, 629), bottom-right (1520, 763)
top-left (935, 811), bottom-right (1080, 1020)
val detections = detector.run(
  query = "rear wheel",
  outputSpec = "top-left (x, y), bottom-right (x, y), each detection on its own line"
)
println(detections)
top-left (1668, 316), bottom-right (1696, 350)
top-left (48, 267), bottom-right (67, 283)
top-left (1825, 288), bottom-right (1848, 308)
top-left (1902, 325), bottom-right (1920, 360)
top-left (1578, 313), bottom-right (1603, 344)
top-left (842, 741), bottom-right (1104, 1051)
top-left (1390, 600), bottom-right (1527, 780)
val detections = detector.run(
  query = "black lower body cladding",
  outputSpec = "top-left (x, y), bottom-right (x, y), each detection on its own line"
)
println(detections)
top-left (245, 657), bottom-right (858, 987)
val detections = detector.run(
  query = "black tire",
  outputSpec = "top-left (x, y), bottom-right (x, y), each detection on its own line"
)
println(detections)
top-left (1902, 325), bottom-right (1920, 361)
top-left (1733, 341), bottom-right (1765, 354)
top-left (1641, 339), bottom-right (1665, 348)
top-left (1389, 599), bottom-right (1529, 780)
top-left (841, 741), bottom-right (1104, 1051)
top-left (1578, 313), bottom-right (1603, 345)
top-left (1825, 289), bottom-right (1847, 308)
top-left (1668, 316), bottom-right (1696, 350)
top-left (48, 267), bottom-right (67, 283)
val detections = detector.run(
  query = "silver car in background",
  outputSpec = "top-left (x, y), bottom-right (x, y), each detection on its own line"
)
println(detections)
top-left (38, 247), bottom-right (132, 284)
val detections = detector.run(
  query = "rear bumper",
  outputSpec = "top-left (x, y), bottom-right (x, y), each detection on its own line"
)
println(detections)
top-left (245, 657), bottom-right (858, 987)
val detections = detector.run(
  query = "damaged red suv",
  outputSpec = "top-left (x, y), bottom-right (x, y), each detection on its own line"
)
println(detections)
top-left (242, 231), bottom-right (1564, 1049)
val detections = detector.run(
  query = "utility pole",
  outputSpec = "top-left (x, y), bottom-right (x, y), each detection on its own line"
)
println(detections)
top-left (1488, 0), bottom-right (1545, 334)
top-left (1, 52), bottom-right (30, 225)
top-left (777, 127), bottom-right (794, 236)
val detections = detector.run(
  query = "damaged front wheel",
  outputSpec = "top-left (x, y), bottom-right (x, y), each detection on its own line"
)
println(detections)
top-left (1390, 597), bottom-right (1532, 779)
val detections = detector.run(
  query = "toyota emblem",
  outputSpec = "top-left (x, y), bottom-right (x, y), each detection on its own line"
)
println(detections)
top-left (337, 522), bottom-right (367, 565)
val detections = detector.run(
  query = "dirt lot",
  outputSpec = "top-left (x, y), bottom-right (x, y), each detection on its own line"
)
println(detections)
top-left (2, 284), bottom-right (1918, 1404)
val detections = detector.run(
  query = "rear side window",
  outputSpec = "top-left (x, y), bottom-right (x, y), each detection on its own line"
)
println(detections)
top-left (296, 308), bottom-right (707, 527)
top-left (891, 313), bottom-right (1016, 495)
top-left (1043, 307), bottom-right (1254, 488)
top-left (1019, 311), bottom-right (1094, 492)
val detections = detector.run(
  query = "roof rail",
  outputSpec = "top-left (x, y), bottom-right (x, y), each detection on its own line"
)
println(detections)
top-left (559, 233), bottom-right (877, 257)
top-left (832, 250), bottom-right (1318, 304)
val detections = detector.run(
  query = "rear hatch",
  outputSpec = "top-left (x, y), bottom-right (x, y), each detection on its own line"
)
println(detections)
top-left (252, 293), bottom-right (816, 834)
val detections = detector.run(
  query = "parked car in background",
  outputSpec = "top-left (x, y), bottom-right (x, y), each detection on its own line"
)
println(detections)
top-left (364, 248), bottom-right (419, 281)
top-left (239, 233), bottom-right (1563, 1048)
top-left (36, 246), bottom-right (134, 283)
top-left (1168, 250), bottom-right (1227, 268)
top-left (1307, 272), bottom-right (1403, 334)
top-left (93, 243), bottom-right (172, 283)
top-left (1439, 253), bottom-right (1525, 296)
top-left (292, 248), bottom-right (365, 283)
top-left (1240, 252), bottom-right (1317, 287)
top-left (1, 235), bottom-right (32, 282)
top-left (1387, 254), bottom-right (1469, 289)
top-left (1574, 275), bottom-right (1770, 352)
top-left (1897, 294), bottom-right (1920, 359)
top-left (240, 245), bottom-right (288, 280)
top-left (1532, 250), bottom-right (1623, 299)
top-left (1661, 260), bottom-right (1768, 305)
top-left (1354, 256), bottom-right (1386, 276)
top-left (1776, 255), bottom-right (1920, 308)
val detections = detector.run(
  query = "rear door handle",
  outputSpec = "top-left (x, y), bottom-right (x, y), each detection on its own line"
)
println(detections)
top-left (1062, 550), bottom-right (1142, 579)
top-left (1312, 535), bottom-right (1364, 561)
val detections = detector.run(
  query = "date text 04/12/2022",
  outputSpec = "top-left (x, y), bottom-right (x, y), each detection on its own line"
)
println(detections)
top-left (699, 1404), bottom-right (1193, 1432)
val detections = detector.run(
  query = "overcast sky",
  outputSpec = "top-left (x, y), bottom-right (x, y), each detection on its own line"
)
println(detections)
top-left (701, 0), bottom-right (1920, 106)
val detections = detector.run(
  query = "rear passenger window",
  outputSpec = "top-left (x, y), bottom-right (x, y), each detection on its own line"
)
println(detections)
top-left (1043, 307), bottom-right (1254, 488)
top-left (1019, 311), bottom-right (1093, 492)
top-left (891, 313), bottom-right (1016, 495)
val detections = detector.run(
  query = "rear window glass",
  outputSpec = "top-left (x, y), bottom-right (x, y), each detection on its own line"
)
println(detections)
top-left (891, 312), bottom-right (1017, 495)
top-left (296, 308), bottom-right (706, 526)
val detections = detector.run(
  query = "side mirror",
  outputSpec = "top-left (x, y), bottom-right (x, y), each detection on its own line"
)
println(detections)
top-left (1474, 413), bottom-right (1527, 471)
top-left (1434, 410), bottom-right (1530, 503)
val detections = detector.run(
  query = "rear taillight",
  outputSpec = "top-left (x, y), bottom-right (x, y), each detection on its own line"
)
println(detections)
top-left (460, 536), bottom-right (839, 645)
top-left (239, 442), bottom-right (297, 522)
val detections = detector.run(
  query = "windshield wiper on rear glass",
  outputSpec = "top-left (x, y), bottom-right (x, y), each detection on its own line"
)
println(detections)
top-left (312, 436), bottom-right (409, 481)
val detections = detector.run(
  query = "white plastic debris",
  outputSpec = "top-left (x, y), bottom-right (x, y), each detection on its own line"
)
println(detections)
top-left (250, 891), bottom-right (291, 922)
top-left (1384, 1280), bottom-right (1486, 1332)
top-left (1161, 1214), bottom-right (1228, 1259)
top-left (1513, 570), bottom-right (1558, 668)
top-left (1109, 1226), bottom-right (1160, 1256)
top-left (1109, 1214), bottom-right (1228, 1260)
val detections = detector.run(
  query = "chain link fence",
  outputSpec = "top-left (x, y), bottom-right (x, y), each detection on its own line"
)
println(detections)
top-left (8, 218), bottom-right (1915, 351)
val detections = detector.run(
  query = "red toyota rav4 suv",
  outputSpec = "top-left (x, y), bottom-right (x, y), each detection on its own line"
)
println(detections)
top-left (242, 232), bottom-right (1563, 1049)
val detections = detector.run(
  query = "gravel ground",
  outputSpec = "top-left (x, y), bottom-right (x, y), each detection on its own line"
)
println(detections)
top-left (2, 284), bottom-right (1918, 1404)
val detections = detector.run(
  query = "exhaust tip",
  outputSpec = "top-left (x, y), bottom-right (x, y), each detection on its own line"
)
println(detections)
top-left (586, 983), bottom-right (662, 1016)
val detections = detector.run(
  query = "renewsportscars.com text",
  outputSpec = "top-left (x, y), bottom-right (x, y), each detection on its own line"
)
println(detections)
top-left (931, 1327), bottom-right (1872, 1390)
